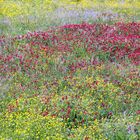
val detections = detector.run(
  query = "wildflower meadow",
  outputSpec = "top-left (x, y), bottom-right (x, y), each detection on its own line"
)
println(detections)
top-left (0, 0), bottom-right (140, 140)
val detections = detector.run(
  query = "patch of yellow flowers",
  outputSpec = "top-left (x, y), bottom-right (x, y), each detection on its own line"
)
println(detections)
top-left (0, 0), bottom-right (140, 18)
top-left (0, 111), bottom-right (66, 139)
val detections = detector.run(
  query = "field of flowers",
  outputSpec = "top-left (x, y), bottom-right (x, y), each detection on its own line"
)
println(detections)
top-left (0, 0), bottom-right (140, 140)
top-left (1, 0), bottom-right (140, 35)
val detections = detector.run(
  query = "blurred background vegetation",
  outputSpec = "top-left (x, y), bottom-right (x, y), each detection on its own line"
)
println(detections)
top-left (0, 0), bottom-right (140, 35)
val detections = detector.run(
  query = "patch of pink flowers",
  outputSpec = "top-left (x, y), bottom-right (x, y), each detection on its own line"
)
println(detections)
top-left (0, 22), bottom-right (140, 75)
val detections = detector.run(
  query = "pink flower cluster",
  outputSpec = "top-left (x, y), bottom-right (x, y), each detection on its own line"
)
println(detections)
top-left (0, 22), bottom-right (140, 75)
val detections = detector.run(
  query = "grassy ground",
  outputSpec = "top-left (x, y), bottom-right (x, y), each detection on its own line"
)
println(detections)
top-left (0, 1), bottom-right (140, 140)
